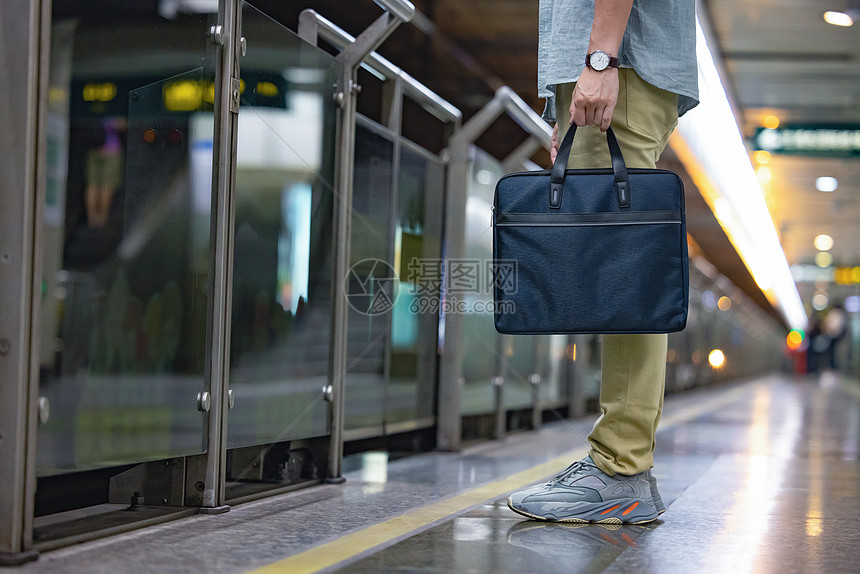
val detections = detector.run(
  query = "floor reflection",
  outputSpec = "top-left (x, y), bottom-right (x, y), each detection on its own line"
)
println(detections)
top-left (506, 520), bottom-right (657, 551)
top-left (339, 377), bottom-right (860, 574)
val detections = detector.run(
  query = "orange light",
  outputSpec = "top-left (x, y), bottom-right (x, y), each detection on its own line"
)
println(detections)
top-left (753, 150), bottom-right (771, 164)
top-left (708, 349), bottom-right (726, 368)
top-left (718, 296), bottom-right (732, 311)
top-left (143, 129), bottom-right (157, 143)
top-left (786, 330), bottom-right (804, 351)
top-left (763, 115), bottom-right (780, 129)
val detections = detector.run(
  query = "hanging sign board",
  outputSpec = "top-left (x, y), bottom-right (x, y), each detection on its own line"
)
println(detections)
top-left (754, 125), bottom-right (860, 157)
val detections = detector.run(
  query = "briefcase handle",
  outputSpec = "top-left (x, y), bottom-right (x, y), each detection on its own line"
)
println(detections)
top-left (549, 125), bottom-right (630, 210)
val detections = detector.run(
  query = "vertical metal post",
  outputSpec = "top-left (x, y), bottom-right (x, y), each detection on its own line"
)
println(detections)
top-left (530, 374), bottom-right (543, 430)
top-left (382, 74), bottom-right (403, 435)
top-left (437, 136), bottom-right (469, 450)
top-left (200, 0), bottom-right (242, 512)
top-left (326, 8), bottom-right (413, 480)
top-left (0, 0), bottom-right (48, 564)
top-left (492, 376), bottom-right (505, 440)
top-left (568, 334), bottom-right (590, 418)
top-left (325, 63), bottom-right (357, 480)
top-left (438, 97), bottom-right (504, 451)
top-left (437, 87), bottom-right (552, 450)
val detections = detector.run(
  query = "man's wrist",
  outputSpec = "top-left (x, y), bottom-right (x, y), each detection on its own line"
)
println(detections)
top-left (585, 50), bottom-right (620, 72)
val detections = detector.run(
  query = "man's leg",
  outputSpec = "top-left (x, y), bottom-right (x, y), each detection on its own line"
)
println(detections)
top-left (507, 70), bottom-right (678, 523)
top-left (556, 70), bottom-right (678, 476)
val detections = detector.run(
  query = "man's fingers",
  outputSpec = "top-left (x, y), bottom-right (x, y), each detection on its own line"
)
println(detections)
top-left (572, 105), bottom-right (586, 127)
top-left (600, 106), bottom-right (613, 131)
top-left (584, 106), bottom-right (596, 127)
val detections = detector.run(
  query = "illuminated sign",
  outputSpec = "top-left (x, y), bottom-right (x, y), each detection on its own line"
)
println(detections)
top-left (83, 82), bottom-right (117, 102)
top-left (163, 79), bottom-right (205, 112)
top-left (255, 81), bottom-right (279, 97)
top-left (754, 125), bottom-right (860, 157)
top-left (73, 71), bottom-right (289, 118)
top-left (791, 264), bottom-right (860, 284)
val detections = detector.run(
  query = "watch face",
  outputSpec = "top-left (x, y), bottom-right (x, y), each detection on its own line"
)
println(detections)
top-left (590, 51), bottom-right (610, 71)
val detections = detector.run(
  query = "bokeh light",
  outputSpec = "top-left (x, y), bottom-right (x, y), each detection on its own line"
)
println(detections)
top-left (786, 330), bottom-right (804, 351)
top-left (708, 349), bottom-right (725, 368)
top-left (813, 234), bottom-right (833, 251)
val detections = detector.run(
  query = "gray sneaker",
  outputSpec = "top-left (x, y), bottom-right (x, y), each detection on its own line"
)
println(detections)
top-left (507, 456), bottom-right (661, 524)
top-left (646, 470), bottom-right (666, 515)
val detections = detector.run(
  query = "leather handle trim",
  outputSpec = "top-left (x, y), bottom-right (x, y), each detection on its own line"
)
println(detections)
top-left (549, 125), bottom-right (631, 209)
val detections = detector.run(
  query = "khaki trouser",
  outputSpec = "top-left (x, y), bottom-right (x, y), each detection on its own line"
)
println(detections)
top-left (555, 69), bottom-right (679, 476)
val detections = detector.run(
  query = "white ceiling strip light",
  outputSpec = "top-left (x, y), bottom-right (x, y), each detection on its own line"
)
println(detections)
top-left (669, 16), bottom-right (808, 331)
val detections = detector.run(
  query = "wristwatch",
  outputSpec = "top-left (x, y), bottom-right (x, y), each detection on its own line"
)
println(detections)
top-left (585, 50), bottom-right (619, 72)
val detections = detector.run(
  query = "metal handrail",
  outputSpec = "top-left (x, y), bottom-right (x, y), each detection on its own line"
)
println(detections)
top-left (454, 86), bottom-right (551, 150)
top-left (299, 10), bottom-right (461, 123)
top-left (497, 86), bottom-right (553, 146)
top-left (373, 0), bottom-right (415, 22)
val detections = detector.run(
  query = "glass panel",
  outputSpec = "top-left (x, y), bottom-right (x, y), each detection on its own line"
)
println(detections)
top-left (343, 121), bottom-right (395, 433)
top-left (387, 143), bottom-right (444, 424)
top-left (503, 335), bottom-right (536, 409)
top-left (37, 3), bottom-right (217, 475)
top-left (539, 334), bottom-right (569, 406)
top-left (506, 334), bottom-right (567, 410)
top-left (226, 4), bottom-right (338, 447)
top-left (460, 148), bottom-right (504, 416)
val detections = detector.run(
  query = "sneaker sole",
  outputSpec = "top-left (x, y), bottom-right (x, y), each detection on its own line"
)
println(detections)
top-left (507, 497), bottom-right (659, 525)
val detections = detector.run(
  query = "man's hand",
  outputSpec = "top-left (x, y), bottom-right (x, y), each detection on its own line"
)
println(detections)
top-left (550, 123), bottom-right (559, 163)
top-left (569, 0), bottom-right (633, 132)
top-left (570, 66), bottom-right (619, 132)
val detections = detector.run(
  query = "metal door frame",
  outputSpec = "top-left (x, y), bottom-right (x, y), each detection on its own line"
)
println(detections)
top-left (0, 0), bottom-right (49, 563)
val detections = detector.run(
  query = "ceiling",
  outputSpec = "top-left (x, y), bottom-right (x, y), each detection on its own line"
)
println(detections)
top-left (262, 0), bottom-right (860, 322)
top-left (705, 0), bottom-right (860, 314)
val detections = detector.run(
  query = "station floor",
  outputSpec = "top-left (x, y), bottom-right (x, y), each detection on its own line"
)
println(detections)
top-left (4, 373), bottom-right (859, 574)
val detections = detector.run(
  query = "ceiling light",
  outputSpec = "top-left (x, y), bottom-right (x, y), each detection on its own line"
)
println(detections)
top-left (815, 176), bottom-right (838, 192)
top-left (814, 234), bottom-right (834, 251)
top-left (753, 150), bottom-right (771, 164)
top-left (475, 169), bottom-right (494, 185)
top-left (824, 11), bottom-right (854, 26)
top-left (756, 166), bottom-right (772, 184)
top-left (762, 115), bottom-right (780, 129)
top-left (815, 251), bottom-right (833, 268)
top-left (812, 290), bottom-right (829, 311)
top-left (669, 19), bottom-right (807, 331)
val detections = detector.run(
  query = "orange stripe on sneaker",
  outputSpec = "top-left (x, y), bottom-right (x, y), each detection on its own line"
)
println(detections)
top-left (600, 505), bottom-right (621, 515)
top-left (622, 501), bottom-right (639, 516)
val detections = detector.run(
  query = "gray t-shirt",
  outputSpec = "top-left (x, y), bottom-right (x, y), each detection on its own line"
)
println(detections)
top-left (539, 0), bottom-right (699, 121)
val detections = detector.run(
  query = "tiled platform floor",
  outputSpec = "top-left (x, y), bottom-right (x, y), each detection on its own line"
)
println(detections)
top-left (4, 373), bottom-right (859, 573)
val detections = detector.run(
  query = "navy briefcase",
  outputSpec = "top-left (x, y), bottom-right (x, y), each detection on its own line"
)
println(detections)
top-left (492, 125), bottom-right (689, 334)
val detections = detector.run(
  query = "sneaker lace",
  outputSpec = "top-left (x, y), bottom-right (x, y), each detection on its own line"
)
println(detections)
top-left (547, 458), bottom-right (598, 486)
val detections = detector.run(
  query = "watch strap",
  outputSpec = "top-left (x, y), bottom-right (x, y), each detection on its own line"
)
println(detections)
top-left (585, 51), bottom-right (620, 70)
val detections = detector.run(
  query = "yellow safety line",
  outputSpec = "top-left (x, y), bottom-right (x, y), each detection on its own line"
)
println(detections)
top-left (248, 382), bottom-right (755, 574)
